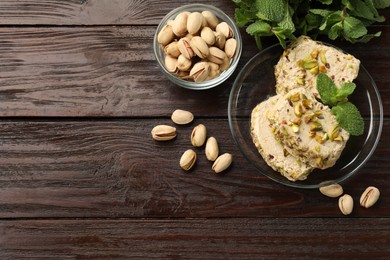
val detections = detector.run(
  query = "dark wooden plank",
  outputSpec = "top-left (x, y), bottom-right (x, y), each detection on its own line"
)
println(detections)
top-left (0, 0), bottom-right (237, 25)
top-left (0, 119), bottom-right (388, 218)
top-left (0, 26), bottom-right (389, 117)
top-left (0, 0), bottom-right (389, 26)
top-left (1, 218), bottom-right (390, 259)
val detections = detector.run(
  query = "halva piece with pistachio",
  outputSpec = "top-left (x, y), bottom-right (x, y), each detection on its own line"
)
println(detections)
top-left (274, 36), bottom-right (360, 98)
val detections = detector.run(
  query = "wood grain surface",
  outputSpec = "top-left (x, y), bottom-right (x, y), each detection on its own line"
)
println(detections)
top-left (1, 218), bottom-right (390, 259)
top-left (0, 119), bottom-right (387, 218)
top-left (0, 0), bottom-right (389, 259)
top-left (0, 26), bottom-right (389, 117)
top-left (0, 0), bottom-right (388, 26)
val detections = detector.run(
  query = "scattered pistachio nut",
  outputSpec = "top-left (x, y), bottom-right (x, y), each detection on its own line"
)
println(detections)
top-left (338, 194), bottom-right (353, 215)
top-left (180, 149), bottom-right (197, 171)
top-left (151, 125), bottom-right (177, 141)
top-left (212, 153), bottom-right (233, 173)
top-left (225, 38), bottom-right (237, 59)
top-left (216, 22), bottom-right (233, 38)
top-left (208, 46), bottom-right (226, 64)
top-left (171, 109), bottom-right (194, 125)
top-left (205, 137), bottom-right (219, 161)
top-left (177, 54), bottom-right (192, 71)
top-left (360, 186), bottom-right (380, 208)
top-left (190, 36), bottom-right (210, 59)
top-left (202, 10), bottom-right (219, 29)
top-left (319, 181), bottom-right (343, 198)
top-left (191, 124), bottom-right (207, 147)
top-left (172, 12), bottom-right (189, 37)
top-left (177, 37), bottom-right (195, 60)
top-left (158, 24), bottom-right (175, 46)
top-left (164, 41), bottom-right (181, 58)
top-left (214, 31), bottom-right (226, 49)
top-left (164, 55), bottom-right (178, 73)
top-left (187, 12), bottom-right (203, 35)
top-left (190, 61), bottom-right (210, 82)
top-left (200, 26), bottom-right (216, 45)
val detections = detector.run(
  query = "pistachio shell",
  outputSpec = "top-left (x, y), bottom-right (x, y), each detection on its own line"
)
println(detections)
top-left (151, 125), bottom-right (176, 141)
top-left (180, 149), bottom-right (197, 171)
top-left (214, 31), bottom-right (226, 49)
top-left (225, 38), bottom-right (237, 59)
top-left (200, 27), bottom-right (216, 46)
top-left (208, 62), bottom-right (220, 72)
top-left (189, 61), bottom-right (210, 82)
top-left (187, 12), bottom-right (203, 35)
top-left (164, 55), bottom-right (178, 73)
top-left (319, 181), bottom-right (343, 198)
top-left (338, 194), bottom-right (353, 215)
top-left (202, 11), bottom-right (219, 29)
top-left (190, 36), bottom-right (209, 59)
top-left (360, 186), bottom-right (380, 208)
top-left (164, 41), bottom-right (181, 58)
top-left (167, 19), bottom-right (175, 27)
top-left (216, 22), bottom-right (233, 38)
top-left (207, 47), bottom-right (226, 64)
top-left (172, 12), bottom-right (188, 37)
top-left (191, 124), bottom-right (207, 147)
top-left (177, 54), bottom-right (192, 71)
top-left (157, 24), bottom-right (175, 46)
top-left (205, 137), bottom-right (219, 161)
top-left (177, 37), bottom-right (195, 60)
top-left (171, 109), bottom-right (194, 125)
top-left (212, 153), bottom-right (232, 173)
top-left (219, 54), bottom-right (230, 71)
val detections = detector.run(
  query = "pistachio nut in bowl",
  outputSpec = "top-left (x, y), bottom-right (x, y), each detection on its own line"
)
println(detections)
top-left (153, 4), bottom-right (242, 90)
top-left (228, 38), bottom-right (383, 189)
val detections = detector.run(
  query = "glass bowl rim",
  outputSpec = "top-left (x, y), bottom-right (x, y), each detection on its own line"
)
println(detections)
top-left (153, 3), bottom-right (242, 90)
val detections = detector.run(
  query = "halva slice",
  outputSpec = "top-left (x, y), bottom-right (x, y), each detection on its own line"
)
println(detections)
top-left (267, 87), bottom-right (349, 169)
top-left (275, 36), bottom-right (360, 97)
top-left (251, 95), bottom-right (313, 181)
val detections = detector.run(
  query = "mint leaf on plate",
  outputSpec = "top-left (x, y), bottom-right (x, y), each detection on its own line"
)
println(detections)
top-left (317, 73), bottom-right (339, 106)
top-left (316, 73), bottom-right (364, 136)
top-left (336, 82), bottom-right (356, 100)
top-left (331, 102), bottom-right (364, 136)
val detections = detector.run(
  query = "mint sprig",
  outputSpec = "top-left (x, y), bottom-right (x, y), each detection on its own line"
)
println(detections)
top-left (316, 73), bottom-right (364, 136)
top-left (232, 0), bottom-right (388, 49)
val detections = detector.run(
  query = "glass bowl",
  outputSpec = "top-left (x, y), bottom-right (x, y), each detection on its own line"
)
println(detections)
top-left (228, 43), bottom-right (383, 189)
top-left (153, 4), bottom-right (242, 90)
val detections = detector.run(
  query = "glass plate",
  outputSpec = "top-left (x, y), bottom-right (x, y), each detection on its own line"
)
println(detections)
top-left (228, 43), bottom-right (383, 189)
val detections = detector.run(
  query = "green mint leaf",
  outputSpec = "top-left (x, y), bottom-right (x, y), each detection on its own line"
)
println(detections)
top-left (347, 31), bottom-right (382, 43)
top-left (277, 5), bottom-right (296, 32)
top-left (336, 82), bottom-right (356, 100)
top-left (331, 102), bottom-right (364, 136)
top-left (373, 0), bottom-right (390, 8)
top-left (316, 73), bottom-right (339, 106)
top-left (255, 0), bottom-right (286, 23)
top-left (309, 9), bottom-right (334, 17)
top-left (319, 11), bottom-right (342, 31)
top-left (343, 0), bottom-right (385, 22)
top-left (318, 0), bottom-right (333, 4)
top-left (305, 12), bottom-right (324, 32)
top-left (328, 21), bottom-right (343, 40)
top-left (246, 20), bottom-right (272, 36)
top-left (343, 16), bottom-right (368, 39)
top-left (343, 0), bottom-right (375, 20)
top-left (254, 33), bottom-right (263, 49)
top-left (234, 7), bottom-right (253, 27)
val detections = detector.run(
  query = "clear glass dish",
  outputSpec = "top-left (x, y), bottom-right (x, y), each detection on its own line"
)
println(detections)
top-left (153, 4), bottom-right (242, 90)
top-left (228, 43), bottom-right (383, 189)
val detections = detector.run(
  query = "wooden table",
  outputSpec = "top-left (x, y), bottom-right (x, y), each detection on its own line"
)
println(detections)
top-left (0, 1), bottom-right (389, 259)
